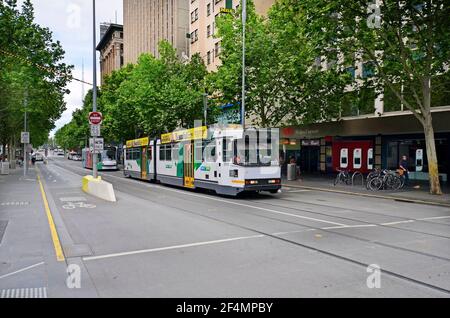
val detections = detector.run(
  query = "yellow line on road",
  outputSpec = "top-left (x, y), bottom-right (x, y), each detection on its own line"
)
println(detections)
top-left (36, 170), bottom-right (65, 262)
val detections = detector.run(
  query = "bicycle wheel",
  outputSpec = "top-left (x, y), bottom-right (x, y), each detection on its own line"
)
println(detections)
top-left (334, 174), bottom-right (340, 186)
top-left (390, 176), bottom-right (402, 191)
top-left (368, 177), bottom-right (383, 191)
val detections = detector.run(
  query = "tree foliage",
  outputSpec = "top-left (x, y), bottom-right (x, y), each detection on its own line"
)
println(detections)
top-left (0, 0), bottom-right (72, 152)
top-left (209, 1), bottom-right (351, 127)
top-left (55, 41), bottom-right (208, 146)
top-left (294, 0), bottom-right (449, 194)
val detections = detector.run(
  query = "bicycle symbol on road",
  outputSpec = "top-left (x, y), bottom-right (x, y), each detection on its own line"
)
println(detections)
top-left (59, 197), bottom-right (96, 210)
top-left (62, 202), bottom-right (96, 210)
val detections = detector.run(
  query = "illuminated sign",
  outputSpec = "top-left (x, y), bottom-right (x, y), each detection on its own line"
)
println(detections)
top-left (126, 137), bottom-right (149, 148)
top-left (161, 127), bottom-right (207, 144)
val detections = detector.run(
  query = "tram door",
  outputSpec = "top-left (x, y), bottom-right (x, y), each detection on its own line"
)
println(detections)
top-left (141, 147), bottom-right (148, 180)
top-left (184, 142), bottom-right (195, 188)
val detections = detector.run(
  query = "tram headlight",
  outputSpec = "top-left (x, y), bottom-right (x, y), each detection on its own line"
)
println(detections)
top-left (268, 179), bottom-right (281, 184)
top-left (246, 180), bottom-right (259, 185)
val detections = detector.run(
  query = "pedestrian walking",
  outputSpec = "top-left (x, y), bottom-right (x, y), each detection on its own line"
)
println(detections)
top-left (399, 155), bottom-right (409, 187)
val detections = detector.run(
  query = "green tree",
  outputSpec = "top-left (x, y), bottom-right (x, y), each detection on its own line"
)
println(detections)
top-left (209, 1), bottom-right (350, 127)
top-left (296, 0), bottom-right (449, 194)
top-left (0, 0), bottom-right (72, 159)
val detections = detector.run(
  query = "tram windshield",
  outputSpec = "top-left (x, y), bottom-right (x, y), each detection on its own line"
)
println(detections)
top-left (232, 129), bottom-right (279, 167)
top-left (102, 147), bottom-right (117, 161)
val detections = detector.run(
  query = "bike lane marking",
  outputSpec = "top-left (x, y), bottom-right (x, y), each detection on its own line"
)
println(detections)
top-left (36, 171), bottom-right (65, 262)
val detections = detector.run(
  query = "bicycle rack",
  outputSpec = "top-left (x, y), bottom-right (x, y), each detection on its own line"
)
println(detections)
top-left (352, 172), bottom-right (364, 187)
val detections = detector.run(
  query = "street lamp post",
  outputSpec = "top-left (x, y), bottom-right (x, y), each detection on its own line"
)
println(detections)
top-left (241, 0), bottom-right (247, 129)
top-left (92, 0), bottom-right (98, 179)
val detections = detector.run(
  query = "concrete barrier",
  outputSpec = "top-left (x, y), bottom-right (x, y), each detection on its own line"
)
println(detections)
top-left (82, 176), bottom-right (116, 202)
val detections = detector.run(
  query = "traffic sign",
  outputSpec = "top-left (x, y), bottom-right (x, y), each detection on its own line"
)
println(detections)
top-left (89, 138), bottom-right (104, 153)
top-left (89, 112), bottom-right (103, 125)
top-left (21, 132), bottom-right (30, 144)
top-left (90, 124), bottom-right (101, 137)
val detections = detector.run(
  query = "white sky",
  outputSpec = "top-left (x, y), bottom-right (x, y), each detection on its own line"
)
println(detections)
top-left (23, 0), bottom-right (124, 136)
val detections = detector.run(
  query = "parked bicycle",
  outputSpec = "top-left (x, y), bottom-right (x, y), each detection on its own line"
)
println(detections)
top-left (334, 170), bottom-right (352, 186)
top-left (367, 169), bottom-right (404, 191)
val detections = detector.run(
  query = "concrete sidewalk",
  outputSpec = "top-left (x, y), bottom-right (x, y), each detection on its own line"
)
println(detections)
top-left (283, 176), bottom-right (450, 207)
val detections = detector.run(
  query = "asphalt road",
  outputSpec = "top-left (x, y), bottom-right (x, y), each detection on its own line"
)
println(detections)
top-left (2, 156), bottom-right (450, 298)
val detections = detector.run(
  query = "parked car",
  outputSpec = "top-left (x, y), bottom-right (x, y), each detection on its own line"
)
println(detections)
top-left (72, 155), bottom-right (82, 161)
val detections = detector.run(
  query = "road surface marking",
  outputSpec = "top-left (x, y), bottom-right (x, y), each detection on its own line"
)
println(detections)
top-left (59, 197), bottom-right (87, 202)
top-left (381, 220), bottom-right (415, 226)
top-left (37, 172), bottom-right (65, 262)
top-left (142, 184), bottom-right (348, 227)
top-left (0, 262), bottom-right (45, 280)
top-left (416, 216), bottom-right (450, 221)
top-left (83, 235), bottom-right (265, 262)
top-left (59, 166), bottom-right (348, 227)
top-left (321, 224), bottom-right (378, 230)
top-left (0, 287), bottom-right (47, 298)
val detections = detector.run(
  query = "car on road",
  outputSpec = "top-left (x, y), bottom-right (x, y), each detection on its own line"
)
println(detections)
top-left (33, 152), bottom-right (44, 162)
top-left (68, 152), bottom-right (77, 160)
top-left (72, 154), bottom-right (82, 161)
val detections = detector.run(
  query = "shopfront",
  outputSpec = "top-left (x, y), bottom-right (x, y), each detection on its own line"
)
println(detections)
top-left (280, 108), bottom-right (450, 182)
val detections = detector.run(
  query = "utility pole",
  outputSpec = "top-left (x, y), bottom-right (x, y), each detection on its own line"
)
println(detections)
top-left (241, 0), bottom-right (247, 130)
top-left (92, 0), bottom-right (98, 179)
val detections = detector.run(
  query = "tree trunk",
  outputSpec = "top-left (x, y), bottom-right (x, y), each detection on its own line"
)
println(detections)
top-left (422, 114), bottom-right (442, 195)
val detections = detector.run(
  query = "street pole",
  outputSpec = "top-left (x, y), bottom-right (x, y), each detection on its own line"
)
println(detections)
top-left (92, 0), bottom-right (98, 179)
top-left (241, 0), bottom-right (247, 130)
top-left (23, 90), bottom-right (28, 177)
top-left (203, 93), bottom-right (208, 127)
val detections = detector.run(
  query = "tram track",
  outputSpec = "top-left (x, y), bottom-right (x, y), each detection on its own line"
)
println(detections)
top-left (267, 194), bottom-right (450, 227)
top-left (245, 196), bottom-right (450, 240)
top-left (50, 160), bottom-right (450, 295)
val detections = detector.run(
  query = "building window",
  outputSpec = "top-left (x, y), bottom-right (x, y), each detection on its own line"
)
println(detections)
top-left (215, 42), bottom-right (220, 57)
top-left (207, 3), bottom-right (211, 16)
top-left (207, 51), bottom-right (211, 65)
top-left (191, 8), bottom-right (198, 23)
top-left (207, 25), bottom-right (211, 37)
top-left (191, 29), bottom-right (198, 44)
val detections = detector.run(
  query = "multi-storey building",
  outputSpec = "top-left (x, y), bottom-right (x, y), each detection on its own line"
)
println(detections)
top-left (96, 23), bottom-right (124, 85)
top-left (189, 0), bottom-right (276, 72)
top-left (123, 0), bottom-right (190, 64)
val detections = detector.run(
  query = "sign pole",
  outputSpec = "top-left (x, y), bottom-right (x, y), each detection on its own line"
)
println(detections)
top-left (92, 0), bottom-right (98, 179)
top-left (241, 0), bottom-right (246, 130)
top-left (23, 91), bottom-right (27, 177)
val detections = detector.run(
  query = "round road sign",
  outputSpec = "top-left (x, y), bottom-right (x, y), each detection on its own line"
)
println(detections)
top-left (89, 112), bottom-right (103, 125)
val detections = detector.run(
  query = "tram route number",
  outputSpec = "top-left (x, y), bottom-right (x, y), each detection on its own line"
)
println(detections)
top-left (176, 302), bottom-right (273, 315)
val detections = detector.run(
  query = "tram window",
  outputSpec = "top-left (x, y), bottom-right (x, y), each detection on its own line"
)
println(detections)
top-left (166, 145), bottom-right (172, 161)
top-left (223, 138), bottom-right (233, 162)
top-left (172, 145), bottom-right (179, 161)
top-left (133, 148), bottom-right (141, 160)
top-left (195, 143), bottom-right (203, 162)
top-left (160, 145), bottom-right (166, 161)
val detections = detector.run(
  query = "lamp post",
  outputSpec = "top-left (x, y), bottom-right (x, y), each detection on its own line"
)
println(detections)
top-left (92, 0), bottom-right (98, 179)
top-left (241, 0), bottom-right (247, 129)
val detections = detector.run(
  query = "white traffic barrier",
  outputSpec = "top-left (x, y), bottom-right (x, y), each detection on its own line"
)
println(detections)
top-left (82, 176), bottom-right (116, 202)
